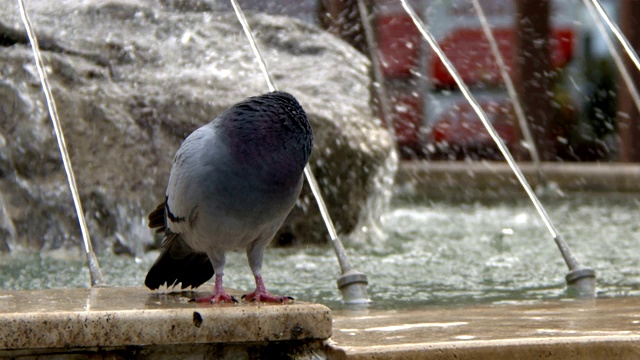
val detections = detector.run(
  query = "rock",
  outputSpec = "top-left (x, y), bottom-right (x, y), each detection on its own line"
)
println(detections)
top-left (0, 0), bottom-right (396, 254)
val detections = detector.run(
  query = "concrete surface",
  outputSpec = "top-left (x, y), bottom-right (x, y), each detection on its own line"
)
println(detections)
top-left (327, 297), bottom-right (640, 359)
top-left (0, 286), bottom-right (331, 359)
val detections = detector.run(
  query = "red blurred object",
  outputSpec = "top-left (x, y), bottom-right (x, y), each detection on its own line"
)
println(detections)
top-left (373, 5), bottom-right (575, 158)
top-left (431, 27), bottom-right (574, 88)
top-left (389, 95), bottom-right (422, 147)
top-left (430, 101), bottom-right (517, 148)
top-left (376, 14), bottom-right (421, 77)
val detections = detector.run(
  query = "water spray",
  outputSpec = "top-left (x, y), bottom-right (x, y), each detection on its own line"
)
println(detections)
top-left (587, 0), bottom-right (640, 74)
top-left (17, 0), bottom-right (106, 287)
top-left (401, 0), bottom-right (595, 297)
top-left (471, 0), bottom-right (547, 189)
top-left (230, 0), bottom-right (369, 304)
top-left (583, 0), bottom-right (640, 115)
top-left (356, 0), bottom-right (395, 138)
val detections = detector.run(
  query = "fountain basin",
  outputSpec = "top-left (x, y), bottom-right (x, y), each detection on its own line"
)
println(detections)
top-left (327, 297), bottom-right (640, 359)
top-left (0, 287), bottom-right (331, 359)
top-left (1, 286), bottom-right (638, 359)
top-left (398, 161), bottom-right (640, 199)
top-left (1, 162), bottom-right (639, 358)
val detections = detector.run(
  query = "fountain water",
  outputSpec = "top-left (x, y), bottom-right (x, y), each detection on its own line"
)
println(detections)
top-left (356, 0), bottom-right (395, 137)
top-left (17, 0), bottom-right (105, 287)
top-left (583, 0), bottom-right (640, 115)
top-left (230, 0), bottom-right (369, 304)
top-left (3, 0), bottom-right (626, 306)
top-left (470, 0), bottom-right (545, 187)
top-left (4, 2), bottom-right (640, 358)
top-left (400, 0), bottom-right (596, 297)
top-left (586, 0), bottom-right (640, 74)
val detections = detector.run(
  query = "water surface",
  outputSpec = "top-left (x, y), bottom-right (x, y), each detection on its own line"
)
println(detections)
top-left (1, 193), bottom-right (638, 310)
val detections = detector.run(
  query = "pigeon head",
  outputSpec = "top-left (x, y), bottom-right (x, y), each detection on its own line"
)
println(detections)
top-left (216, 91), bottom-right (314, 182)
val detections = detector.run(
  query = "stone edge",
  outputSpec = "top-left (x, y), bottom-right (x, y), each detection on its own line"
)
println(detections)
top-left (397, 161), bottom-right (640, 196)
top-left (0, 303), bottom-right (332, 350)
top-left (325, 335), bottom-right (640, 359)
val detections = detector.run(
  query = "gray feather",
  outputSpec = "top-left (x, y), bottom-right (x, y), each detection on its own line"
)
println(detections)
top-left (145, 91), bottom-right (313, 290)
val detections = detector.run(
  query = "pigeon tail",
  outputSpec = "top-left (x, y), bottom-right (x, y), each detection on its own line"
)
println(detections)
top-left (144, 232), bottom-right (214, 290)
top-left (148, 202), bottom-right (166, 233)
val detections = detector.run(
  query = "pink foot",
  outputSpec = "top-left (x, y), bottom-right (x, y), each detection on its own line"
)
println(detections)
top-left (192, 292), bottom-right (237, 304)
top-left (189, 274), bottom-right (237, 304)
top-left (242, 290), bottom-right (293, 303)
top-left (242, 275), bottom-right (293, 303)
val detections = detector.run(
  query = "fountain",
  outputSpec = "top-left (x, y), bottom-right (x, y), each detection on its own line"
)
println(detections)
top-left (585, 0), bottom-right (640, 74)
top-left (470, 0), bottom-right (546, 186)
top-left (400, 0), bottom-right (596, 297)
top-left (1, 0), bottom-right (640, 358)
top-left (17, 0), bottom-right (105, 287)
top-left (583, 0), bottom-right (640, 115)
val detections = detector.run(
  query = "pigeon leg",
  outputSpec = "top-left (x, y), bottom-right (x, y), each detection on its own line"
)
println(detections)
top-left (242, 275), bottom-right (293, 303)
top-left (243, 241), bottom-right (293, 303)
top-left (193, 274), bottom-right (237, 304)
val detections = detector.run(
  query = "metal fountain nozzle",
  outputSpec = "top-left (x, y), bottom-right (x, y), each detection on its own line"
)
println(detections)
top-left (337, 270), bottom-right (369, 305)
top-left (565, 267), bottom-right (596, 298)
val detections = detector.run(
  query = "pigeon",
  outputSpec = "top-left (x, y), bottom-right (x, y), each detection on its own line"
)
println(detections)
top-left (145, 91), bottom-right (313, 303)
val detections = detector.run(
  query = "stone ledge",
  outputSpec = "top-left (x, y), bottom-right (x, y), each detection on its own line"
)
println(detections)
top-left (327, 336), bottom-right (640, 360)
top-left (326, 297), bottom-right (640, 360)
top-left (0, 287), bottom-right (332, 351)
top-left (397, 161), bottom-right (640, 199)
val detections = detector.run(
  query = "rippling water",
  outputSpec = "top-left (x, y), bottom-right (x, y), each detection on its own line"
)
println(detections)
top-left (1, 193), bottom-right (639, 310)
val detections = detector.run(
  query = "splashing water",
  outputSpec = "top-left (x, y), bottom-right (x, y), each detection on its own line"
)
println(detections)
top-left (2, 193), bottom-right (638, 310)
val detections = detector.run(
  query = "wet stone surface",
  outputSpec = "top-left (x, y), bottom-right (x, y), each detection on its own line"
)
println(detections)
top-left (328, 297), bottom-right (640, 359)
top-left (0, 286), bottom-right (332, 352)
top-left (1, 286), bottom-right (639, 359)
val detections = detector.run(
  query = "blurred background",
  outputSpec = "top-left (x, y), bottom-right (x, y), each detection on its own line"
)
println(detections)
top-left (211, 0), bottom-right (637, 162)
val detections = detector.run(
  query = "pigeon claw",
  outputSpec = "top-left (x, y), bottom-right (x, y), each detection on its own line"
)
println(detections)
top-left (242, 291), bottom-right (294, 304)
top-left (190, 292), bottom-right (238, 304)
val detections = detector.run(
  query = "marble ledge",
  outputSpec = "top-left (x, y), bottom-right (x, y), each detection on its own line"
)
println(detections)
top-left (0, 286), bottom-right (332, 351)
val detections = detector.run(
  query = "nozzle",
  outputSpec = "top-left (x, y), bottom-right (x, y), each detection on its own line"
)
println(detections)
top-left (565, 267), bottom-right (596, 298)
top-left (337, 270), bottom-right (369, 305)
